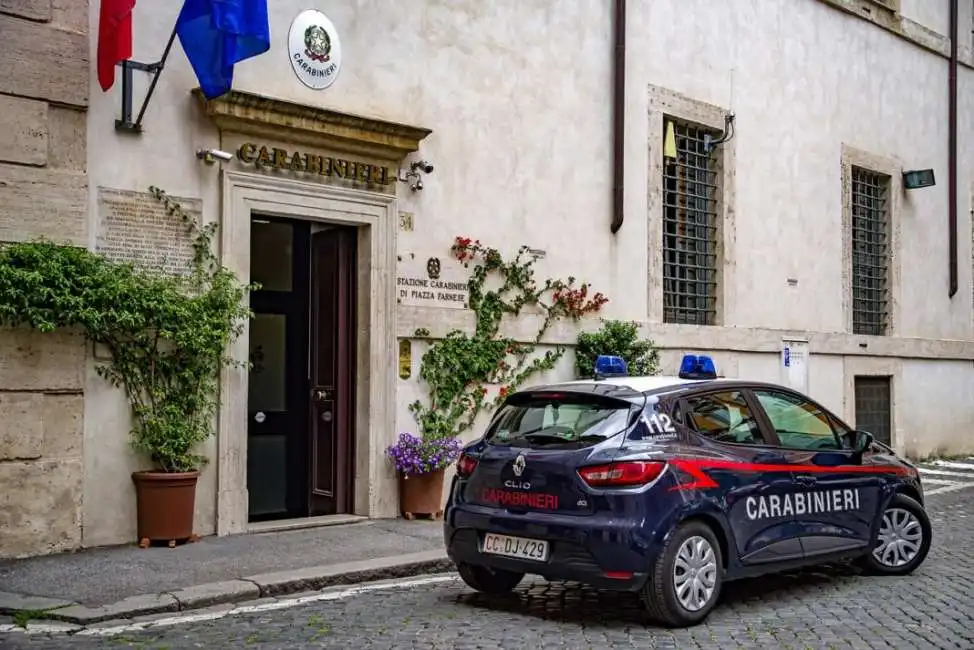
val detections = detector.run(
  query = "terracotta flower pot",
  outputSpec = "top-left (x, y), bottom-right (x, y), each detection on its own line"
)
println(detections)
top-left (131, 470), bottom-right (200, 548)
top-left (399, 468), bottom-right (446, 520)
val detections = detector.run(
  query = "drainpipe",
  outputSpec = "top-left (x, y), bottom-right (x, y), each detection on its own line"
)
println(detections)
top-left (948, 0), bottom-right (958, 297)
top-left (610, 0), bottom-right (626, 233)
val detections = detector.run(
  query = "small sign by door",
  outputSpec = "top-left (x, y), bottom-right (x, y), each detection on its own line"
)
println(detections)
top-left (399, 340), bottom-right (412, 379)
top-left (781, 338), bottom-right (809, 394)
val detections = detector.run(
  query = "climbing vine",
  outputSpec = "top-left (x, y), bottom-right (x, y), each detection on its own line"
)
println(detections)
top-left (408, 236), bottom-right (608, 440)
top-left (0, 187), bottom-right (253, 473)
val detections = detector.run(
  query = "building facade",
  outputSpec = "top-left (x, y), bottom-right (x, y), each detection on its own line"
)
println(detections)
top-left (2, 0), bottom-right (974, 558)
top-left (0, 3), bottom-right (90, 557)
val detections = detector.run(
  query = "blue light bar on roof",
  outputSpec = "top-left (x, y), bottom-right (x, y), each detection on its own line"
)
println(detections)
top-left (679, 354), bottom-right (717, 380)
top-left (594, 354), bottom-right (628, 379)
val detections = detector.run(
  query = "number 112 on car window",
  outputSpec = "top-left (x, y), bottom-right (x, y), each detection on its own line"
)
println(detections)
top-left (645, 412), bottom-right (675, 435)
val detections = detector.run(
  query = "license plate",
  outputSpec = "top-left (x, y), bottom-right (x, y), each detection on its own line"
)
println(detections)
top-left (482, 532), bottom-right (549, 562)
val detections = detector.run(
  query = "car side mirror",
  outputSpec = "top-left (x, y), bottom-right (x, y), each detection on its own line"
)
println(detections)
top-left (852, 430), bottom-right (874, 453)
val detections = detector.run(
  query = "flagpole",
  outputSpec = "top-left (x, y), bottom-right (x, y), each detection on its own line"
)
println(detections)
top-left (115, 24), bottom-right (178, 134)
top-left (133, 26), bottom-right (178, 130)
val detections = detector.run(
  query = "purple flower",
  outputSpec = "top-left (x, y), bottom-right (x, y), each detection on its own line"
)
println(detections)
top-left (385, 432), bottom-right (463, 476)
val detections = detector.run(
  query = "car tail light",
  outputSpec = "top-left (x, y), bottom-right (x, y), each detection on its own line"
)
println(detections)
top-left (456, 453), bottom-right (478, 478)
top-left (578, 461), bottom-right (666, 488)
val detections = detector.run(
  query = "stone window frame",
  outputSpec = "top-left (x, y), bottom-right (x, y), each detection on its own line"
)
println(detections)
top-left (647, 85), bottom-right (736, 326)
top-left (840, 145), bottom-right (903, 338)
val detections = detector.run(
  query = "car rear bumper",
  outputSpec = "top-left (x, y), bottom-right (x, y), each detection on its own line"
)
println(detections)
top-left (444, 503), bottom-right (657, 592)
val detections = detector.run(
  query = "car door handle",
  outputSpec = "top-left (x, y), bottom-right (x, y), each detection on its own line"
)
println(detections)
top-left (795, 475), bottom-right (817, 486)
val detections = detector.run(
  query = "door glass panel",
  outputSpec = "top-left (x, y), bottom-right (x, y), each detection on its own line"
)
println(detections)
top-left (247, 434), bottom-right (287, 516)
top-left (248, 313), bottom-right (286, 412)
top-left (251, 220), bottom-right (293, 292)
top-left (754, 390), bottom-right (841, 450)
top-left (684, 391), bottom-right (763, 445)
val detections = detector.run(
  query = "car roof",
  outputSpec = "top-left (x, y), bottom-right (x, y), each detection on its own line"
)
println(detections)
top-left (517, 375), bottom-right (741, 400)
top-left (520, 375), bottom-right (794, 400)
top-left (563, 375), bottom-right (734, 393)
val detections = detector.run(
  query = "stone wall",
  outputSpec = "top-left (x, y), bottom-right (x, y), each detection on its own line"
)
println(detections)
top-left (0, 1), bottom-right (89, 558)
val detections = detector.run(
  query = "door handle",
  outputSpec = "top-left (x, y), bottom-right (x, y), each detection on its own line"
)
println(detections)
top-left (795, 475), bottom-right (817, 486)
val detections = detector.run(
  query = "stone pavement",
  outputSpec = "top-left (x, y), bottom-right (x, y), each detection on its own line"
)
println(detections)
top-left (914, 456), bottom-right (974, 495)
top-left (0, 518), bottom-right (447, 624)
top-left (3, 483), bottom-right (974, 648)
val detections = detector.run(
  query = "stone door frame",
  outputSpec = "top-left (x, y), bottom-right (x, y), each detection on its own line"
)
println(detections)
top-left (216, 170), bottom-right (398, 535)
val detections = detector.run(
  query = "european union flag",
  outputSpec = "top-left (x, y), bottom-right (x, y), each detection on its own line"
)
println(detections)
top-left (175, 0), bottom-right (270, 99)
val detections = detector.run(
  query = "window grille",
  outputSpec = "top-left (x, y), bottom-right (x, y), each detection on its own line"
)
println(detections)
top-left (850, 167), bottom-right (890, 336)
top-left (662, 119), bottom-right (719, 325)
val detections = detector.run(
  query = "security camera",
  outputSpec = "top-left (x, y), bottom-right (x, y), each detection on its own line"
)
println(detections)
top-left (411, 160), bottom-right (434, 174)
top-left (411, 177), bottom-right (424, 191)
top-left (196, 148), bottom-right (234, 164)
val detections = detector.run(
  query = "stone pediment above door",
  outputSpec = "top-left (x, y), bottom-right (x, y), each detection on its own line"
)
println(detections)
top-left (193, 88), bottom-right (432, 162)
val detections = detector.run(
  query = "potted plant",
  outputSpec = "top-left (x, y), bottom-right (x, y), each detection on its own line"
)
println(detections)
top-left (386, 432), bottom-right (463, 519)
top-left (0, 186), bottom-right (251, 548)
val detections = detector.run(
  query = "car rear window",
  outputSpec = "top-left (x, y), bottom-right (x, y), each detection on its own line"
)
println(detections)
top-left (484, 392), bottom-right (639, 449)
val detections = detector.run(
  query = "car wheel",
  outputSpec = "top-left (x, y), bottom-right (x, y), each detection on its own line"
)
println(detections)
top-left (456, 562), bottom-right (524, 594)
top-left (641, 520), bottom-right (723, 628)
top-left (859, 493), bottom-right (931, 576)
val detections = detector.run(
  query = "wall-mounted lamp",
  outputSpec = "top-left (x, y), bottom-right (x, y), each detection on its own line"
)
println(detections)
top-left (903, 168), bottom-right (936, 190)
top-left (196, 148), bottom-right (233, 165)
top-left (398, 159), bottom-right (435, 191)
top-left (703, 113), bottom-right (736, 153)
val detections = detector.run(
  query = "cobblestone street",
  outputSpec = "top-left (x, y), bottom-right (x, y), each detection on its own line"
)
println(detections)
top-left (2, 483), bottom-right (973, 649)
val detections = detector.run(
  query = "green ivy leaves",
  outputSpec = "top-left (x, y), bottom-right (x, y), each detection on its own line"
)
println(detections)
top-left (574, 319), bottom-right (661, 379)
top-left (0, 187), bottom-right (252, 473)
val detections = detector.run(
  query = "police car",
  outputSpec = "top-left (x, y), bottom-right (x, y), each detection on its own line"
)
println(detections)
top-left (443, 354), bottom-right (931, 627)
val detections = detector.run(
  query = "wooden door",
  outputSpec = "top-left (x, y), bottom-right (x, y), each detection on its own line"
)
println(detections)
top-left (308, 227), bottom-right (357, 515)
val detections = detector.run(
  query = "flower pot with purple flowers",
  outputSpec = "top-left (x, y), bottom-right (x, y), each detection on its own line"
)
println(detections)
top-left (386, 432), bottom-right (462, 520)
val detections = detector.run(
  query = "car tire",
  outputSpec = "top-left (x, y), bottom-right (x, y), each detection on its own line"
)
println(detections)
top-left (456, 562), bottom-right (524, 594)
top-left (640, 519), bottom-right (723, 628)
top-left (858, 493), bottom-right (931, 576)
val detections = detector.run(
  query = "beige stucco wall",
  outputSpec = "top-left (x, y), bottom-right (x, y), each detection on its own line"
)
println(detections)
top-left (68, 0), bottom-right (974, 552)
top-left (0, 4), bottom-right (89, 558)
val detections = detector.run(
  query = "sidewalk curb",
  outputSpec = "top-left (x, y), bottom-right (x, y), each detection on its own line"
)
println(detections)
top-left (0, 550), bottom-right (452, 626)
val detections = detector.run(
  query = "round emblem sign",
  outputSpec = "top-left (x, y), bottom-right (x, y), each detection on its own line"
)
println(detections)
top-left (288, 10), bottom-right (342, 90)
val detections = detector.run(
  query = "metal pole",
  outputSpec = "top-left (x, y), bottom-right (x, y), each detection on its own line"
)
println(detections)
top-left (134, 26), bottom-right (178, 130)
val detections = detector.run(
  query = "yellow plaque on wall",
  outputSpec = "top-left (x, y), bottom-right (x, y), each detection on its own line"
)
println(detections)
top-left (398, 339), bottom-right (411, 379)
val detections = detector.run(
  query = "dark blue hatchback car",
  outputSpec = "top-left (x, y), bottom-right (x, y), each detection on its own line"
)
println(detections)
top-left (443, 355), bottom-right (931, 627)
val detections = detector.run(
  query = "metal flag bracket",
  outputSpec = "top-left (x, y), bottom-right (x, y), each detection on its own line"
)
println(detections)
top-left (114, 26), bottom-right (177, 135)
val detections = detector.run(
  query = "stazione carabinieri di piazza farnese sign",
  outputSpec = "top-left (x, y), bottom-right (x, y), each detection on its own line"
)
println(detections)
top-left (396, 256), bottom-right (469, 310)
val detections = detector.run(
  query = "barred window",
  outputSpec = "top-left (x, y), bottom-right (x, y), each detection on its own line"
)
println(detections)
top-left (850, 167), bottom-right (891, 336)
top-left (662, 119), bottom-right (720, 325)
